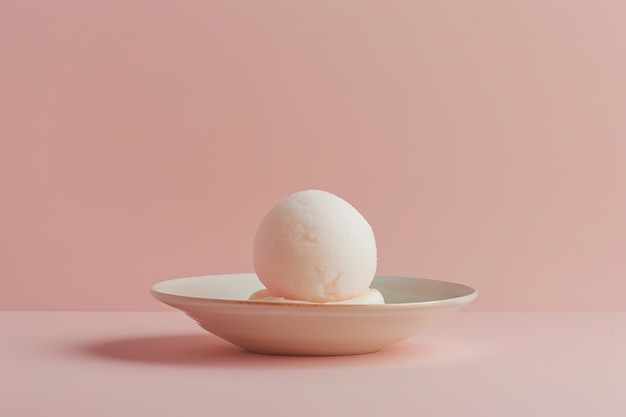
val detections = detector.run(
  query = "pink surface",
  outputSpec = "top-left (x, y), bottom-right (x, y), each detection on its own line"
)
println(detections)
top-left (1, 311), bottom-right (625, 416)
top-left (1, 1), bottom-right (626, 310)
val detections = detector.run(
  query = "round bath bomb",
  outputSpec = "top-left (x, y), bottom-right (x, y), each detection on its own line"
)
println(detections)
top-left (253, 190), bottom-right (377, 303)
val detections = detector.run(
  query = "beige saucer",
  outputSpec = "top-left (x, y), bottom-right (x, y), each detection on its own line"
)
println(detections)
top-left (151, 274), bottom-right (477, 356)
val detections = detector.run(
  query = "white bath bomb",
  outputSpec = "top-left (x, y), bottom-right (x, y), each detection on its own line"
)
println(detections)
top-left (253, 190), bottom-right (377, 303)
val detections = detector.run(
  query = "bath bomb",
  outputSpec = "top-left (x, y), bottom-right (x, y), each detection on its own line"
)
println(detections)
top-left (253, 190), bottom-right (377, 303)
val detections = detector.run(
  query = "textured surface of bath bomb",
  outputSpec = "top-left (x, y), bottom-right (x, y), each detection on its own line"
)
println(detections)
top-left (253, 190), bottom-right (377, 303)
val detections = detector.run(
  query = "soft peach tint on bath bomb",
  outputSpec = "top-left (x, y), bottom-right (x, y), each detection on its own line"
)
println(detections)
top-left (253, 190), bottom-right (377, 303)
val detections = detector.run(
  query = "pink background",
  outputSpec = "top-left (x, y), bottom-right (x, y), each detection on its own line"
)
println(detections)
top-left (1, 0), bottom-right (625, 311)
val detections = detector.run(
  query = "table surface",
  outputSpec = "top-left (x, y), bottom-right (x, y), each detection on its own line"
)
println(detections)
top-left (1, 311), bottom-right (625, 417)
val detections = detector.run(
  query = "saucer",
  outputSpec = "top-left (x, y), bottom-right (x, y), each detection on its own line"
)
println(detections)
top-left (150, 274), bottom-right (477, 356)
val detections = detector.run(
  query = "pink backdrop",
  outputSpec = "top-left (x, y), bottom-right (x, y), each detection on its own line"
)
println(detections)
top-left (2, 0), bottom-right (625, 311)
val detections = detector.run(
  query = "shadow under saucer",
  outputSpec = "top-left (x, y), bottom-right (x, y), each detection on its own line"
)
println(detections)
top-left (72, 332), bottom-right (480, 370)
